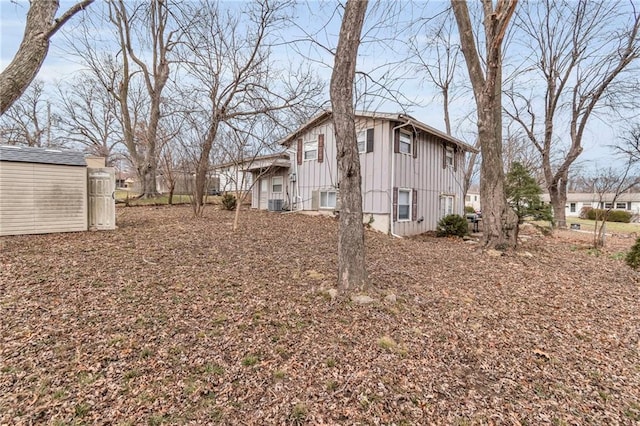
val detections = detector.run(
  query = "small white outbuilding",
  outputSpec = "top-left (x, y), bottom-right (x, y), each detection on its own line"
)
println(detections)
top-left (0, 145), bottom-right (98, 236)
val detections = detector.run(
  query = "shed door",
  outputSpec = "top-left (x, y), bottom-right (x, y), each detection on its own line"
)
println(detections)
top-left (88, 168), bottom-right (115, 230)
top-left (259, 178), bottom-right (268, 210)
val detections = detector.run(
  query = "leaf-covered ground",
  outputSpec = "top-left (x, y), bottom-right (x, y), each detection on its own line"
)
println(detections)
top-left (1, 206), bottom-right (639, 425)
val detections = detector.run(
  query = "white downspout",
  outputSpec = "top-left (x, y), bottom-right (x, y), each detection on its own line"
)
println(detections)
top-left (286, 148), bottom-right (302, 211)
top-left (390, 120), bottom-right (414, 238)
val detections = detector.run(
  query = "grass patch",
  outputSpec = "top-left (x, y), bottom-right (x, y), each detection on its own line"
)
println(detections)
top-left (377, 335), bottom-right (397, 351)
top-left (242, 355), bottom-right (259, 367)
top-left (290, 403), bottom-right (307, 424)
top-left (74, 403), bottom-right (90, 417)
top-left (529, 218), bottom-right (640, 234)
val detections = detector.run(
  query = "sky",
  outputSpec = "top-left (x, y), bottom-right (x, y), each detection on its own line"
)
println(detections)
top-left (0, 0), bottom-right (635, 173)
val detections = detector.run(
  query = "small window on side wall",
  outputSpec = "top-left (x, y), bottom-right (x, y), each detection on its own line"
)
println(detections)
top-left (399, 132), bottom-right (412, 154)
top-left (445, 146), bottom-right (454, 167)
top-left (320, 190), bottom-right (337, 209)
top-left (357, 130), bottom-right (367, 153)
top-left (304, 140), bottom-right (317, 160)
top-left (398, 189), bottom-right (411, 221)
top-left (272, 176), bottom-right (283, 193)
top-left (440, 195), bottom-right (454, 218)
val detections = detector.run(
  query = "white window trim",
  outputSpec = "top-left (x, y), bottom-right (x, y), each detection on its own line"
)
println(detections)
top-left (304, 139), bottom-right (318, 161)
top-left (357, 130), bottom-right (367, 153)
top-left (399, 131), bottom-right (412, 155)
top-left (397, 188), bottom-right (412, 222)
top-left (271, 176), bottom-right (283, 193)
top-left (445, 146), bottom-right (454, 167)
top-left (320, 190), bottom-right (337, 209)
top-left (440, 194), bottom-right (455, 218)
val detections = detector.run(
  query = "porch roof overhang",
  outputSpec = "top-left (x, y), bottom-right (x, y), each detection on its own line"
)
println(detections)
top-left (244, 158), bottom-right (291, 172)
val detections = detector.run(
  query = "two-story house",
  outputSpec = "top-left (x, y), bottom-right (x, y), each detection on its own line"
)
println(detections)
top-left (247, 110), bottom-right (476, 237)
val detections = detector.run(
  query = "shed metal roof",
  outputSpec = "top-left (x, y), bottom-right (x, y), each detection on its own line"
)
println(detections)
top-left (0, 145), bottom-right (86, 167)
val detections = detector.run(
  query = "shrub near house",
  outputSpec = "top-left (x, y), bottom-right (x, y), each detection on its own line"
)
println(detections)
top-left (581, 207), bottom-right (632, 223)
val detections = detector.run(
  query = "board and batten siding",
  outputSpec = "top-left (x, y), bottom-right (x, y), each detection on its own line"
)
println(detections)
top-left (392, 130), bottom-right (465, 236)
top-left (0, 161), bottom-right (87, 236)
top-left (296, 117), bottom-right (391, 214)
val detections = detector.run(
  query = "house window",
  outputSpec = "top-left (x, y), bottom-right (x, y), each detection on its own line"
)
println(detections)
top-left (272, 176), bottom-right (283, 193)
top-left (304, 140), bottom-right (317, 160)
top-left (399, 132), bottom-right (412, 154)
top-left (465, 195), bottom-right (471, 202)
top-left (357, 130), bottom-right (367, 153)
top-left (440, 195), bottom-right (454, 218)
top-left (604, 202), bottom-right (613, 209)
top-left (320, 190), bottom-right (337, 209)
top-left (445, 146), bottom-right (454, 167)
top-left (397, 189), bottom-right (411, 221)
top-left (616, 202), bottom-right (627, 209)
top-left (570, 203), bottom-right (576, 213)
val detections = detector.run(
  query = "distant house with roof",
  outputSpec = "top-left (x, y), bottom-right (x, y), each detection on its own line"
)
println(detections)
top-left (541, 192), bottom-right (640, 219)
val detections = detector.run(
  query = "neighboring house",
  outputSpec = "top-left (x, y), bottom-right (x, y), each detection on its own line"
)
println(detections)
top-left (212, 162), bottom-right (255, 194)
top-left (465, 185), bottom-right (481, 212)
top-left (541, 192), bottom-right (640, 219)
top-left (248, 110), bottom-right (476, 237)
top-left (0, 145), bottom-right (115, 236)
top-left (211, 152), bottom-right (291, 207)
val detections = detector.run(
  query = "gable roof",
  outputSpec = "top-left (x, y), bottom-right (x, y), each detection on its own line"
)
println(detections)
top-left (0, 145), bottom-right (86, 167)
top-left (279, 110), bottom-right (478, 153)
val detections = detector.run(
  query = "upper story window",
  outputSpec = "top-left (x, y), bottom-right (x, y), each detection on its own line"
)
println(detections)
top-left (399, 131), bottom-right (412, 154)
top-left (445, 146), bottom-right (454, 167)
top-left (357, 130), bottom-right (367, 153)
top-left (304, 140), bottom-right (317, 160)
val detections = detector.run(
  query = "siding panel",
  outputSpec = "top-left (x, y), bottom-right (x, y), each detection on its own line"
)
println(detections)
top-left (0, 162), bottom-right (87, 236)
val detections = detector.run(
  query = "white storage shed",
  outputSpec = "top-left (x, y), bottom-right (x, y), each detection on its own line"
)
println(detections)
top-left (0, 145), bottom-right (89, 236)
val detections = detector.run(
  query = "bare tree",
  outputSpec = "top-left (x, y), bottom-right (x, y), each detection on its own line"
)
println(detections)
top-left (505, 0), bottom-right (640, 228)
top-left (410, 7), bottom-right (480, 199)
top-left (451, 0), bottom-right (519, 249)
top-left (176, 0), bottom-right (322, 217)
top-left (330, 0), bottom-right (369, 293)
top-left (582, 160), bottom-right (639, 248)
top-left (0, 0), bottom-right (94, 114)
top-left (410, 8), bottom-right (461, 136)
top-left (107, 0), bottom-right (180, 197)
top-left (57, 75), bottom-right (120, 163)
top-left (615, 122), bottom-right (640, 163)
top-left (0, 80), bottom-right (61, 148)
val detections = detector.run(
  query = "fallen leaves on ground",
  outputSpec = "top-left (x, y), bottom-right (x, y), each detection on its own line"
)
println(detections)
top-left (1, 206), bottom-right (639, 425)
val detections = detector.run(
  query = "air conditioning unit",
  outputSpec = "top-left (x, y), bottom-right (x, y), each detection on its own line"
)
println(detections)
top-left (268, 199), bottom-right (284, 211)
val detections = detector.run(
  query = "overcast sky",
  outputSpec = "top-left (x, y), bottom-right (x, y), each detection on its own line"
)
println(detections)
top-left (0, 0), bottom-right (634, 171)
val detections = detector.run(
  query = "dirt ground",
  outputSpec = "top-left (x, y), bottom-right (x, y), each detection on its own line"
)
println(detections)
top-left (1, 206), bottom-right (639, 425)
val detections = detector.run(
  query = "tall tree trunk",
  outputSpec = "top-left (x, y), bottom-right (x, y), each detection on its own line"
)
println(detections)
top-left (548, 176), bottom-right (568, 228)
top-left (330, 0), bottom-right (369, 294)
top-left (0, 0), bottom-right (94, 115)
top-left (452, 0), bottom-right (518, 250)
top-left (193, 120), bottom-right (219, 216)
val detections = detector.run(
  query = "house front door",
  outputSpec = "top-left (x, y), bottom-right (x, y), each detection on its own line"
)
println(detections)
top-left (259, 178), bottom-right (268, 210)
